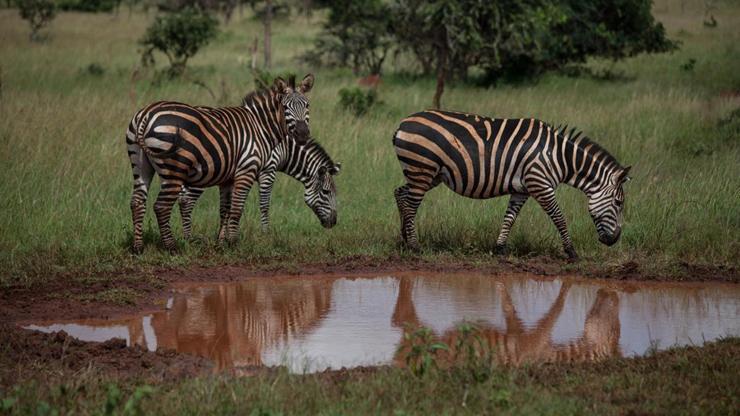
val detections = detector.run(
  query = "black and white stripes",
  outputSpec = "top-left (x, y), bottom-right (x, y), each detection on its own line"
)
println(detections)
top-left (178, 137), bottom-right (341, 235)
top-left (125, 74), bottom-right (315, 253)
top-left (393, 110), bottom-right (631, 259)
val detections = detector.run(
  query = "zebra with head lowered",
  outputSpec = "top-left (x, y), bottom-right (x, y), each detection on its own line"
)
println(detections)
top-left (393, 110), bottom-right (631, 259)
top-left (125, 74), bottom-right (315, 253)
top-left (178, 137), bottom-right (341, 236)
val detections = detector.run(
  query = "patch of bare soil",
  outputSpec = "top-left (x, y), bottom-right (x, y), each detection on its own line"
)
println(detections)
top-left (0, 325), bottom-right (212, 388)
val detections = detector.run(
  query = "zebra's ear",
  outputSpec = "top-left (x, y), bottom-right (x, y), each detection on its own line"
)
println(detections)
top-left (273, 77), bottom-right (289, 93)
top-left (619, 166), bottom-right (632, 183)
top-left (299, 74), bottom-right (314, 93)
top-left (329, 162), bottom-right (341, 176)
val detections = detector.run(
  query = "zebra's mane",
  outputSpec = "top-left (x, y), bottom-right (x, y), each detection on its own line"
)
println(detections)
top-left (553, 124), bottom-right (621, 169)
top-left (241, 86), bottom-right (281, 107)
top-left (302, 138), bottom-right (335, 168)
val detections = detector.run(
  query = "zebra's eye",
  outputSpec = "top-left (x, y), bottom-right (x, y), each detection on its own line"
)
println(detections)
top-left (615, 199), bottom-right (624, 208)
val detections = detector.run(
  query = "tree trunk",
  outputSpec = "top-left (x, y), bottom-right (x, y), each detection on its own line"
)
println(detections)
top-left (263, 0), bottom-right (272, 69)
top-left (432, 47), bottom-right (448, 109)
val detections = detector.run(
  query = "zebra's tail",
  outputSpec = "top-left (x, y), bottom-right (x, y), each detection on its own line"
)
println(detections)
top-left (134, 110), bottom-right (183, 158)
top-left (134, 110), bottom-right (154, 156)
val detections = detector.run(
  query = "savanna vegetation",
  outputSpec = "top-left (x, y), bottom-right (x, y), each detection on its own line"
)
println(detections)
top-left (1, 1), bottom-right (739, 413)
top-left (0, 0), bottom-right (738, 288)
top-left (2, 333), bottom-right (738, 414)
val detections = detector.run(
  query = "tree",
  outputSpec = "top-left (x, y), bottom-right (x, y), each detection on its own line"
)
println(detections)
top-left (264, 0), bottom-right (272, 68)
top-left (302, 0), bottom-right (392, 75)
top-left (310, 0), bottom-right (676, 108)
top-left (139, 7), bottom-right (219, 76)
top-left (18, 0), bottom-right (57, 41)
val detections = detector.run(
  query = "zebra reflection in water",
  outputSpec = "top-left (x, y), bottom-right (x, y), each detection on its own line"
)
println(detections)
top-left (392, 277), bottom-right (621, 365)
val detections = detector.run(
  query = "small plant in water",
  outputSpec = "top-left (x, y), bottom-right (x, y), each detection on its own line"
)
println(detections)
top-left (401, 326), bottom-right (448, 377)
top-left (452, 322), bottom-right (495, 383)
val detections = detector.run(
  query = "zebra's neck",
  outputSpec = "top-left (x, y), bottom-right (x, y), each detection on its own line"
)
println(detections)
top-left (559, 130), bottom-right (622, 196)
top-left (276, 139), bottom-right (333, 184)
top-left (241, 90), bottom-right (288, 147)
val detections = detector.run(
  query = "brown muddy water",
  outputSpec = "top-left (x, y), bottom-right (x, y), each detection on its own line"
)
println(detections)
top-left (25, 273), bottom-right (739, 373)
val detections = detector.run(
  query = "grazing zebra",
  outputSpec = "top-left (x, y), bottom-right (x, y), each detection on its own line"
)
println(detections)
top-left (178, 137), bottom-right (341, 236)
top-left (393, 110), bottom-right (631, 259)
top-left (125, 74), bottom-right (314, 253)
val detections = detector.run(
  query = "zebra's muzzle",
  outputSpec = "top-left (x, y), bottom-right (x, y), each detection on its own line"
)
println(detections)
top-left (599, 228), bottom-right (621, 246)
top-left (293, 122), bottom-right (310, 145)
top-left (321, 212), bottom-right (337, 228)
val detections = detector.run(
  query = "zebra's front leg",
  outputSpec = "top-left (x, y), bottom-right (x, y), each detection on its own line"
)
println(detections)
top-left (494, 194), bottom-right (528, 254)
top-left (154, 180), bottom-right (184, 252)
top-left (258, 169), bottom-right (277, 232)
top-left (217, 183), bottom-right (233, 243)
top-left (178, 187), bottom-right (204, 240)
top-left (225, 171), bottom-right (257, 243)
top-left (395, 184), bottom-right (428, 251)
top-left (531, 188), bottom-right (578, 260)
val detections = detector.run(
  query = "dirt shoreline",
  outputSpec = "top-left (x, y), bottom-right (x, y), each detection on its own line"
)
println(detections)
top-left (1, 255), bottom-right (737, 325)
top-left (1, 255), bottom-right (737, 388)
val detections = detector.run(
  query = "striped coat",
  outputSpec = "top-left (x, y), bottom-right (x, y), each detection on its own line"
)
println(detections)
top-left (393, 110), bottom-right (631, 259)
top-left (178, 137), bottom-right (341, 236)
top-left (126, 75), bottom-right (314, 253)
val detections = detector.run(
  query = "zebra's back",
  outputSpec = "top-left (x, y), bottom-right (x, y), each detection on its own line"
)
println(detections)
top-left (394, 110), bottom-right (549, 199)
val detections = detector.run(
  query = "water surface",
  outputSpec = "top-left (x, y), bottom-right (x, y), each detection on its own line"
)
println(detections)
top-left (25, 273), bottom-right (740, 372)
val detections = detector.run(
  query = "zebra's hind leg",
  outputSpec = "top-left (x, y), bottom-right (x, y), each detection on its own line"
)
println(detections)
top-left (224, 170), bottom-right (257, 243)
top-left (530, 188), bottom-right (578, 260)
top-left (394, 185), bottom-right (410, 243)
top-left (129, 146), bottom-right (154, 255)
top-left (178, 187), bottom-right (204, 240)
top-left (395, 184), bottom-right (428, 251)
top-left (494, 193), bottom-right (529, 254)
top-left (154, 179), bottom-right (184, 252)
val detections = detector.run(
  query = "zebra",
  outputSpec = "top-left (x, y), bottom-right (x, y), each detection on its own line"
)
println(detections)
top-left (177, 137), bottom-right (341, 236)
top-left (125, 74), bottom-right (314, 253)
top-left (393, 110), bottom-right (631, 259)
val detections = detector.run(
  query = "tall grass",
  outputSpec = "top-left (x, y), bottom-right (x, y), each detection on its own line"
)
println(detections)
top-left (0, 2), bottom-right (738, 284)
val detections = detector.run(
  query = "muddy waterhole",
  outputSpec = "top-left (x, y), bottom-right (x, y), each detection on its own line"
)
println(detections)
top-left (26, 273), bottom-right (739, 373)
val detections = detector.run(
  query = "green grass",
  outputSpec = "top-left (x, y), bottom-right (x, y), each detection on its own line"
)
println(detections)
top-left (0, 2), bottom-right (739, 286)
top-left (2, 337), bottom-right (738, 415)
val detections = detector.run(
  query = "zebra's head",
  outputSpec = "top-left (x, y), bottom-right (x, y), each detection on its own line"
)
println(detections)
top-left (274, 74), bottom-right (313, 145)
top-left (305, 162), bottom-right (341, 228)
top-left (588, 166), bottom-right (631, 246)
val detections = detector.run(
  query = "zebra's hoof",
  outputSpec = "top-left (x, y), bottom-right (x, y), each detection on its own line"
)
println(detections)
top-left (405, 242), bottom-right (421, 253)
top-left (565, 248), bottom-right (579, 262)
top-left (131, 244), bottom-right (144, 255)
top-left (493, 244), bottom-right (508, 255)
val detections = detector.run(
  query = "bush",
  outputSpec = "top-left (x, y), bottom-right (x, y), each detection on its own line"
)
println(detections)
top-left (303, 0), bottom-right (392, 75)
top-left (18, 0), bottom-right (56, 41)
top-left (338, 87), bottom-right (377, 117)
top-left (139, 7), bottom-right (219, 77)
top-left (57, 0), bottom-right (117, 13)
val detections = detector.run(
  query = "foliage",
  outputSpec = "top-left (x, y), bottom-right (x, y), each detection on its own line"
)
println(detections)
top-left (57, 0), bottom-right (117, 13)
top-left (310, 0), bottom-right (677, 101)
top-left (337, 86), bottom-right (377, 117)
top-left (303, 0), bottom-right (392, 75)
top-left (139, 7), bottom-right (219, 76)
top-left (18, 0), bottom-right (56, 41)
top-left (401, 326), bottom-right (448, 376)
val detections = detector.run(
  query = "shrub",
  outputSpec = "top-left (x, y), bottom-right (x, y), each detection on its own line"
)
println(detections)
top-left (18, 0), bottom-right (56, 41)
top-left (338, 87), bottom-right (377, 117)
top-left (302, 0), bottom-right (392, 75)
top-left (139, 7), bottom-right (219, 77)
